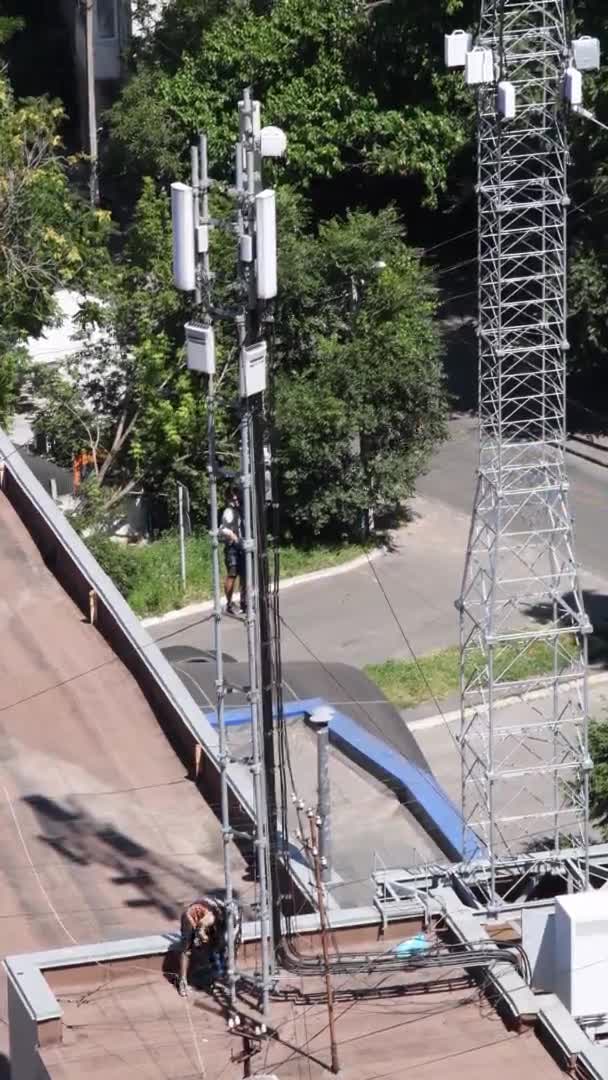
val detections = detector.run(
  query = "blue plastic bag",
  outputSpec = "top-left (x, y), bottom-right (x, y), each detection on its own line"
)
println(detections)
top-left (393, 933), bottom-right (431, 958)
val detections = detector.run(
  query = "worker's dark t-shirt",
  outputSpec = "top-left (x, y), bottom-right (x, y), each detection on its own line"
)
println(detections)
top-left (219, 503), bottom-right (245, 577)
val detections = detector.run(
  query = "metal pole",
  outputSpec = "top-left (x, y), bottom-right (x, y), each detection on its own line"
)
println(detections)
top-left (192, 129), bottom-right (238, 1007)
top-left (252, 406), bottom-right (281, 935)
top-left (178, 484), bottom-right (186, 590)
top-left (308, 709), bottom-right (332, 883)
top-left (242, 86), bottom-right (282, 954)
top-left (237, 89), bottom-right (277, 1010)
top-left (199, 133), bottom-right (210, 283)
top-left (207, 374), bottom-right (237, 1007)
top-left (191, 145), bottom-right (202, 306)
top-left (309, 815), bottom-right (340, 1075)
top-left (238, 313), bottom-right (273, 1017)
top-left (84, 0), bottom-right (99, 207)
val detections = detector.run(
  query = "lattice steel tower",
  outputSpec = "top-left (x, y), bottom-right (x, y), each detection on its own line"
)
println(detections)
top-left (458, 0), bottom-right (593, 903)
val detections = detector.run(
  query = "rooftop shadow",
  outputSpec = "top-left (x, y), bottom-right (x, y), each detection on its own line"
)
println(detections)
top-left (23, 794), bottom-right (248, 924)
top-left (526, 589), bottom-right (608, 670)
top-left (441, 313), bottom-right (478, 414)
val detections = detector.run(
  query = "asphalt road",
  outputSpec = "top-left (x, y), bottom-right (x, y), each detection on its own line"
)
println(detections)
top-left (148, 492), bottom-right (472, 666)
top-left (149, 415), bottom-right (608, 671)
top-left (419, 414), bottom-right (608, 583)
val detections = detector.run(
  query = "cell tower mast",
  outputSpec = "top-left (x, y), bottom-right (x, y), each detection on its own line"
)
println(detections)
top-left (454, 2), bottom-right (598, 905)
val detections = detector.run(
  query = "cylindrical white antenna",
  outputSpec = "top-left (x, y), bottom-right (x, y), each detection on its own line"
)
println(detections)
top-left (171, 182), bottom-right (196, 291)
top-left (564, 67), bottom-right (583, 107)
top-left (255, 189), bottom-right (277, 300)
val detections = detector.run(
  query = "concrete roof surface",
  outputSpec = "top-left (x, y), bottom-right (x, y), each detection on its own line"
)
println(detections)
top-left (163, 655), bottom-right (431, 773)
top-left (39, 960), bottom-right (564, 1080)
top-left (162, 654), bottom-right (446, 906)
top-left (0, 493), bottom-right (247, 1053)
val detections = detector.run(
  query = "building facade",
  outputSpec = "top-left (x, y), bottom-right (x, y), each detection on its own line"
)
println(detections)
top-left (60, 0), bottom-right (133, 145)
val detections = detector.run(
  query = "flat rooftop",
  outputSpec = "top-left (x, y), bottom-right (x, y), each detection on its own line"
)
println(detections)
top-left (0, 492), bottom-right (247, 1046)
top-left (38, 947), bottom-right (564, 1080)
top-left (164, 654), bottom-right (448, 905)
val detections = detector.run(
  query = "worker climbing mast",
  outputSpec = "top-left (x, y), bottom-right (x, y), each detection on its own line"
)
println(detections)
top-left (448, 5), bottom-right (601, 906)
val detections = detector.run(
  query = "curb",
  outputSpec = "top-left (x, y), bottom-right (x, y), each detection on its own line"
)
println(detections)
top-left (141, 545), bottom-right (386, 629)
top-left (408, 670), bottom-right (608, 733)
top-left (566, 440), bottom-right (608, 470)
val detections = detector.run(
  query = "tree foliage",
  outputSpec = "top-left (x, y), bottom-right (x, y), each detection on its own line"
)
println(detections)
top-left (107, 0), bottom-right (474, 209)
top-left (273, 199), bottom-right (446, 536)
top-left (590, 719), bottom-right (608, 834)
top-left (27, 179), bottom-right (210, 513)
top-left (27, 181), bottom-right (445, 537)
top-left (568, 17), bottom-right (608, 416)
top-left (100, 0), bottom-right (454, 535)
top-left (0, 26), bottom-right (111, 425)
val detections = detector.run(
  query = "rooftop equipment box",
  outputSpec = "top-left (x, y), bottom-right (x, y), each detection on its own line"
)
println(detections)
top-left (554, 891), bottom-right (608, 1017)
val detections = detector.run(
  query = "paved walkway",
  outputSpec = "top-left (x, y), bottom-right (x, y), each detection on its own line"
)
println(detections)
top-left (411, 680), bottom-right (608, 851)
top-left (150, 491), bottom-right (608, 680)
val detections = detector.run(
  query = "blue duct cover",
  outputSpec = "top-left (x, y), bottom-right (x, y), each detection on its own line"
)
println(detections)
top-left (208, 697), bottom-right (483, 862)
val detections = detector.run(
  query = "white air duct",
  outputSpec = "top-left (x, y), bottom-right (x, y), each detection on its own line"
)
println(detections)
top-left (554, 892), bottom-right (608, 1017)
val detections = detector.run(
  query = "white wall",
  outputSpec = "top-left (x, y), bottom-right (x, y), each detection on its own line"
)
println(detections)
top-left (7, 974), bottom-right (51, 1080)
top-left (522, 905), bottom-right (555, 992)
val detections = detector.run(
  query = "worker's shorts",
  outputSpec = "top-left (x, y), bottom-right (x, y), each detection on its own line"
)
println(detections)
top-left (224, 544), bottom-right (245, 578)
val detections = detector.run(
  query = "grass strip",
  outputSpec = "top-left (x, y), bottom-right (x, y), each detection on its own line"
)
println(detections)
top-left (87, 532), bottom-right (370, 617)
top-left (365, 636), bottom-right (579, 710)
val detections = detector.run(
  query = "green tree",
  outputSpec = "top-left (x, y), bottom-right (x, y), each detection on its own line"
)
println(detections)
top-left (106, 0), bottom-right (474, 209)
top-left (559, 5), bottom-right (608, 417)
top-left (27, 179), bottom-right (210, 514)
top-left (590, 719), bottom-right (608, 834)
top-left (0, 27), bottom-right (111, 425)
top-left (274, 200), bottom-right (446, 536)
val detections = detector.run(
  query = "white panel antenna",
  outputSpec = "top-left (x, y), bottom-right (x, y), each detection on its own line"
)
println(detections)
top-left (573, 36), bottom-right (600, 71)
top-left (171, 182), bottom-right (196, 291)
top-left (564, 67), bottom-right (583, 106)
top-left (497, 81), bottom-right (516, 119)
top-left (255, 190), bottom-right (277, 300)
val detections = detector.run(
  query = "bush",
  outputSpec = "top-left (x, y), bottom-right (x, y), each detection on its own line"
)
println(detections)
top-left (86, 536), bottom-right (137, 598)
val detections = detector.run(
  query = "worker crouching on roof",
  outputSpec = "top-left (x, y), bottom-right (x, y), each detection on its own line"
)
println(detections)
top-left (178, 896), bottom-right (227, 997)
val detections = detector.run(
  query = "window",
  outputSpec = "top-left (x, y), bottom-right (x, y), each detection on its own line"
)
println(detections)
top-left (96, 0), bottom-right (117, 40)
